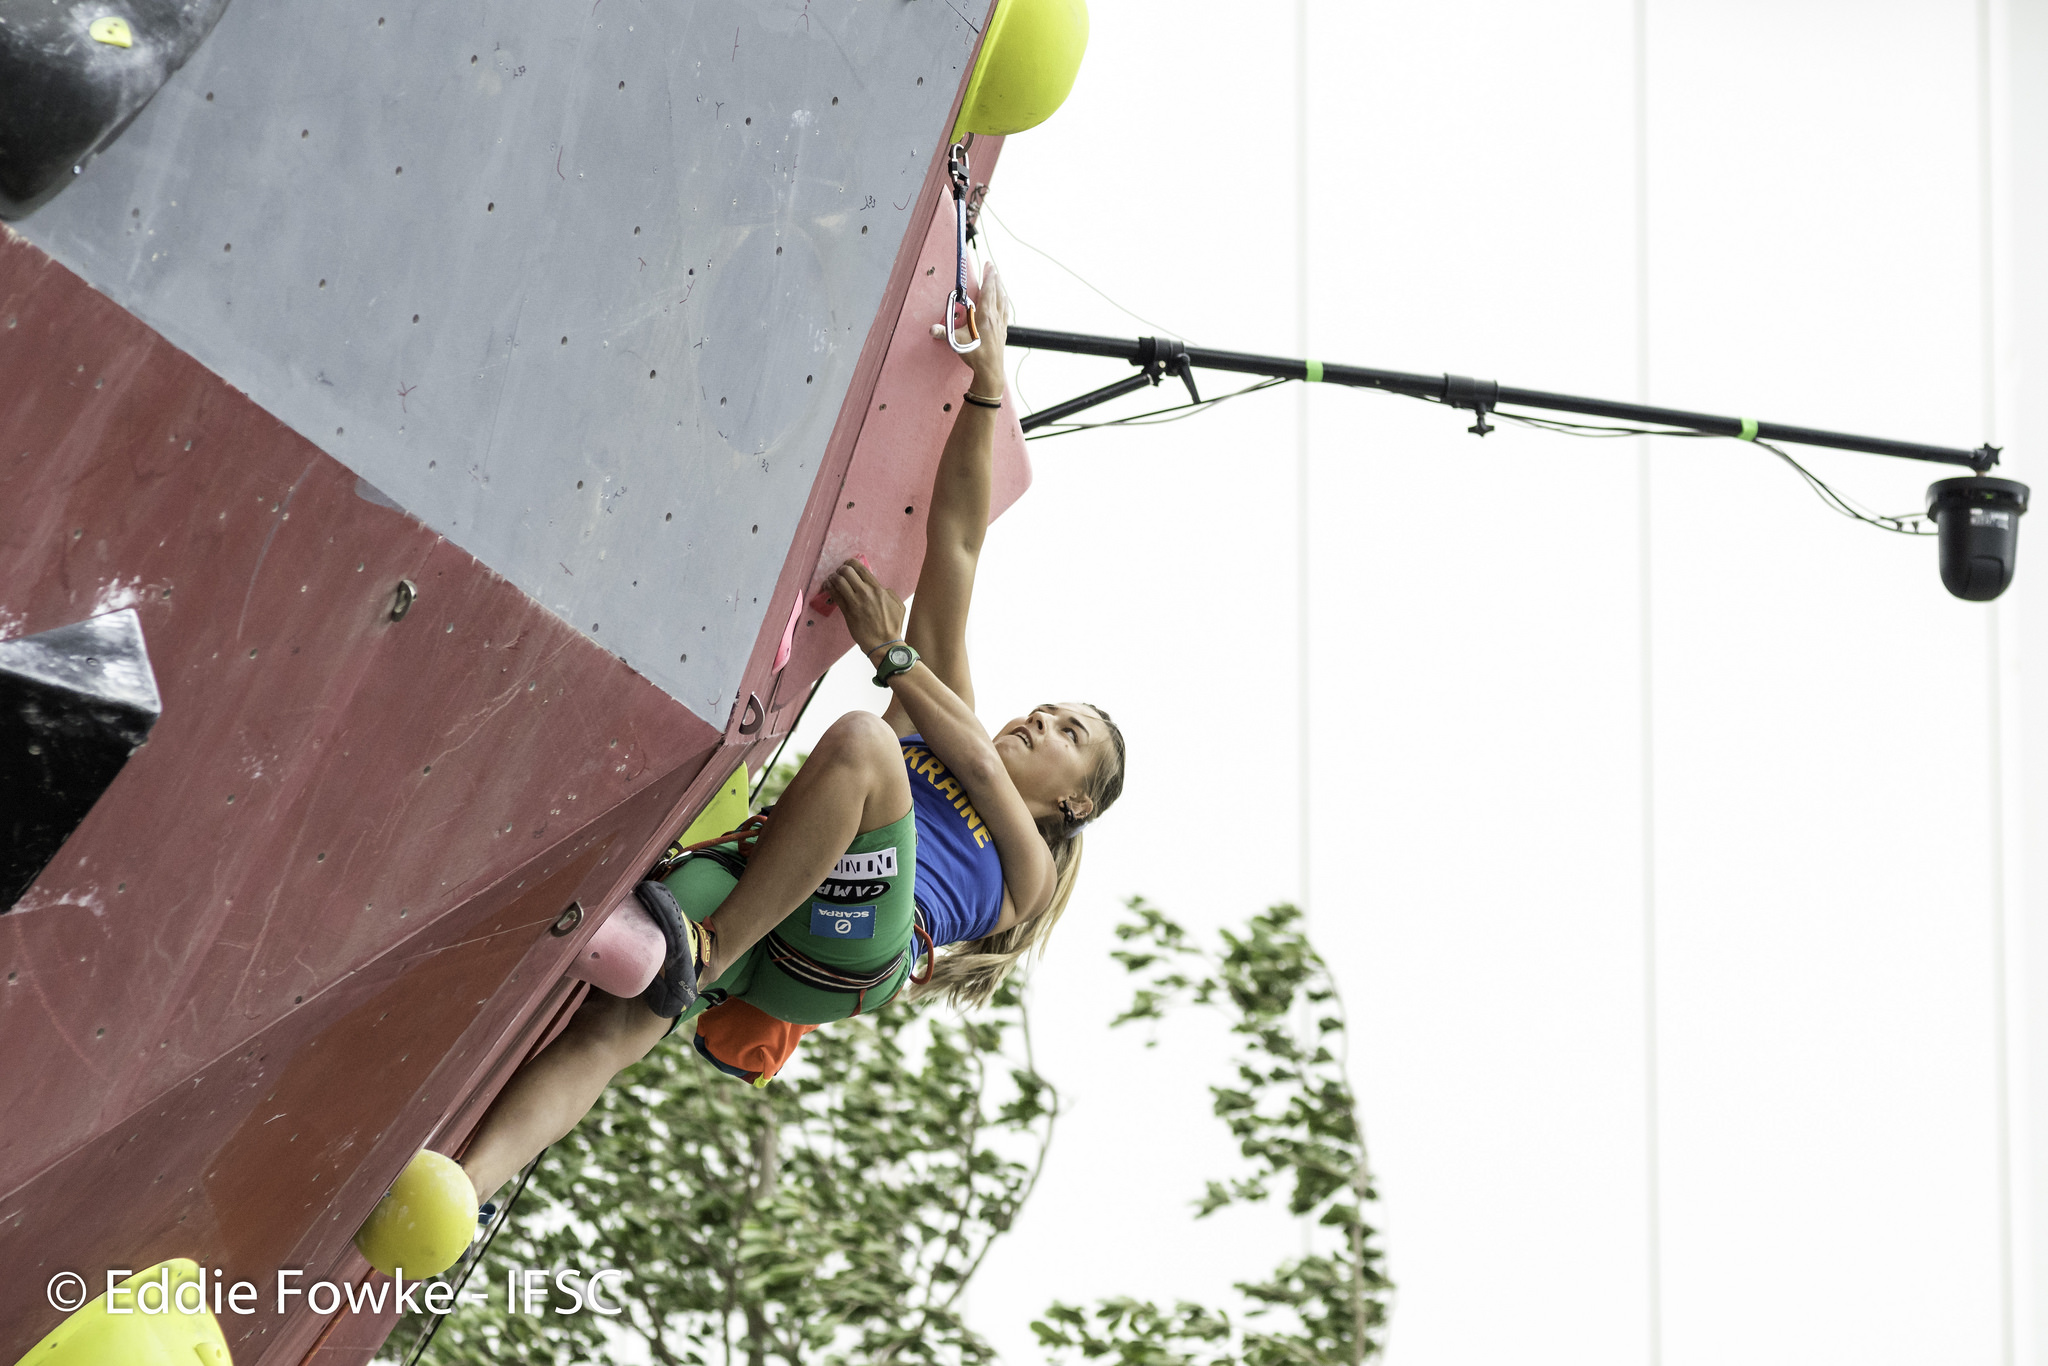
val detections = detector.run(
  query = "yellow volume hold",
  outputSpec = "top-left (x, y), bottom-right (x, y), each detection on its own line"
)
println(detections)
top-left (951, 0), bottom-right (1089, 142)
top-left (353, 1149), bottom-right (478, 1279)
top-left (683, 762), bottom-right (752, 843)
top-left (12, 1259), bottom-right (232, 1366)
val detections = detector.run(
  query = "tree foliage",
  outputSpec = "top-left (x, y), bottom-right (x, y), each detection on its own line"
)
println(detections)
top-left (383, 972), bottom-right (1057, 1366)
top-left (1031, 899), bottom-right (1390, 1365)
top-left (378, 877), bottom-right (1388, 1364)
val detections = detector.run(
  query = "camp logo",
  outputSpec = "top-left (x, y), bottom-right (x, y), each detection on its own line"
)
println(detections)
top-left (810, 904), bottom-right (876, 939)
top-left (814, 877), bottom-right (891, 905)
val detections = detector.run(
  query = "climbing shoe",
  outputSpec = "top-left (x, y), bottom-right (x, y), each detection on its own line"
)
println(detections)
top-left (636, 880), bottom-right (712, 1018)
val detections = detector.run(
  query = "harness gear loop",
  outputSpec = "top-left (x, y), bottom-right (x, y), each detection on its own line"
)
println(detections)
top-left (909, 914), bottom-right (936, 986)
top-left (762, 928), bottom-right (907, 1016)
top-left (945, 142), bottom-right (981, 355)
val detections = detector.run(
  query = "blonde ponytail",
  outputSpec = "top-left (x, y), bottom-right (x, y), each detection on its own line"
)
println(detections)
top-left (907, 704), bottom-right (1125, 1010)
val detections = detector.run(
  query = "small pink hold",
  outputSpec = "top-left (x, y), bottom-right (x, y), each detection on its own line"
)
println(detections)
top-left (772, 590), bottom-right (803, 672)
top-left (808, 552), bottom-right (875, 617)
top-left (577, 900), bottom-right (667, 997)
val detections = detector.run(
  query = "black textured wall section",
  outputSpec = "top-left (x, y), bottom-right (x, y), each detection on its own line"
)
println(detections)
top-left (0, 607), bottom-right (163, 906)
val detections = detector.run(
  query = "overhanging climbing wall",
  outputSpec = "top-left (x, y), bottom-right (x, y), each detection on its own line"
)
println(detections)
top-left (18, 0), bottom-right (991, 728)
top-left (0, 1), bottom-right (1018, 1361)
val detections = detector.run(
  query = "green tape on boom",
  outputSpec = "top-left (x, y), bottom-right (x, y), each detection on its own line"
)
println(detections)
top-left (1737, 417), bottom-right (1759, 441)
top-left (1305, 359), bottom-right (1323, 383)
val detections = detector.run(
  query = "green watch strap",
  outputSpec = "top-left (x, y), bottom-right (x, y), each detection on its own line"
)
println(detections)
top-left (870, 640), bottom-right (919, 687)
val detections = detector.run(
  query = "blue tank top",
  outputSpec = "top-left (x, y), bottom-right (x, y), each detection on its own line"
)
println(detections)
top-left (901, 735), bottom-right (1005, 946)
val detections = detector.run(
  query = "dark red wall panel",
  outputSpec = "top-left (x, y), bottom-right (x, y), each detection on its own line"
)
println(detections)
top-left (0, 233), bottom-right (736, 1360)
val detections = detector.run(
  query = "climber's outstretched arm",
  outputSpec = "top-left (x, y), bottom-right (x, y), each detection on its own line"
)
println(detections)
top-left (828, 555), bottom-right (1055, 919)
top-left (884, 263), bottom-right (1010, 730)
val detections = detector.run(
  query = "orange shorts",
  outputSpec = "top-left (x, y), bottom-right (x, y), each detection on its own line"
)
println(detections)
top-left (691, 997), bottom-right (817, 1086)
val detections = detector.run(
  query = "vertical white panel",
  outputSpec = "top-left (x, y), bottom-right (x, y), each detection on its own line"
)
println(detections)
top-left (1647, 4), bottom-right (2004, 1363)
top-left (2006, 0), bottom-right (2048, 1360)
top-left (787, 4), bottom-right (2026, 1363)
top-left (1306, 3), bottom-right (1650, 1362)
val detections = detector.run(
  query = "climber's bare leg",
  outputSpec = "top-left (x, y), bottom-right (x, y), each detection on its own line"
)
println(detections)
top-left (462, 990), bottom-right (668, 1204)
top-left (699, 710), bottom-right (911, 980)
top-left (461, 711), bottom-right (906, 1204)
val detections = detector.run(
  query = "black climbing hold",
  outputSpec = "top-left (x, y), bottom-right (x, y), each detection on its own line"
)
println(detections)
top-left (0, 0), bottom-right (233, 218)
top-left (1, 607), bottom-right (162, 907)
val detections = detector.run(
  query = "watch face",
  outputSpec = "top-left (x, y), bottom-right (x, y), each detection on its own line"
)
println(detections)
top-left (887, 645), bottom-right (913, 669)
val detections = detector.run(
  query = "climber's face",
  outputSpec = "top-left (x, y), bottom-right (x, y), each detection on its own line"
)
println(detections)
top-left (994, 703), bottom-right (1108, 826)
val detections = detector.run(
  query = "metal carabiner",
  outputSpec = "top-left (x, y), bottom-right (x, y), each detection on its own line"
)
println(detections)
top-left (945, 285), bottom-right (981, 354)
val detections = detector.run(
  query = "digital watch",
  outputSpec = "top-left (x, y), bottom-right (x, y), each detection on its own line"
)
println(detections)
top-left (870, 639), bottom-right (919, 687)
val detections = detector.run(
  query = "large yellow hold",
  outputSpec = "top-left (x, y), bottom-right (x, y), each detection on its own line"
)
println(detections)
top-left (352, 1149), bottom-right (477, 1278)
top-left (951, 0), bottom-right (1089, 141)
top-left (12, 1260), bottom-right (231, 1366)
top-left (682, 763), bottom-right (751, 842)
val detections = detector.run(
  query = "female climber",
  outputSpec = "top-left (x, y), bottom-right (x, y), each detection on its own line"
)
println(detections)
top-left (456, 263), bottom-right (1127, 1208)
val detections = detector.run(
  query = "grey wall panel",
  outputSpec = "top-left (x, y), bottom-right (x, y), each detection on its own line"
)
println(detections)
top-left (17, 0), bottom-right (989, 727)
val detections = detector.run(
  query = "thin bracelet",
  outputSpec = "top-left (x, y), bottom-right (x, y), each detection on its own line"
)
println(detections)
top-left (867, 638), bottom-right (907, 663)
top-left (962, 390), bottom-right (1004, 409)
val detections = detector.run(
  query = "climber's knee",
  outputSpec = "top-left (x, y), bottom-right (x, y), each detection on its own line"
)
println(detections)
top-left (811, 711), bottom-right (900, 778)
top-left (814, 712), bottom-right (910, 819)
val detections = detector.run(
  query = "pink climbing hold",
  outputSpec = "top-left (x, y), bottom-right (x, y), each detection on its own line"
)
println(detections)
top-left (577, 899), bottom-right (668, 997)
top-left (772, 590), bottom-right (804, 673)
top-left (807, 552), bottom-right (875, 617)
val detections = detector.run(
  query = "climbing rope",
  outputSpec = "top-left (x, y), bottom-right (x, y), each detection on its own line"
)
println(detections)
top-left (648, 811), bottom-right (772, 882)
top-left (395, 1148), bottom-right (545, 1366)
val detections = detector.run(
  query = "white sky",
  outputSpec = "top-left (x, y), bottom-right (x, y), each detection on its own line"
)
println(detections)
top-left (782, 3), bottom-right (2048, 1362)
